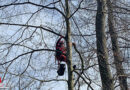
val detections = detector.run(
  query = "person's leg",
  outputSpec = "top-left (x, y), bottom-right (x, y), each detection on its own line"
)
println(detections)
top-left (57, 61), bottom-right (66, 76)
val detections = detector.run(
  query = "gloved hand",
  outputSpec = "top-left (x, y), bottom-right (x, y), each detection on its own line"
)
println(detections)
top-left (60, 36), bottom-right (64, 38)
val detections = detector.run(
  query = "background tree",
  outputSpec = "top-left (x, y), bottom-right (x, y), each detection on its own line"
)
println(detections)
top-left (0, 0), bottom-right (129, 90)
top-left (107, 0), bottom-right (128, 89)
top-left (95, 0), bottom-right (114, 89)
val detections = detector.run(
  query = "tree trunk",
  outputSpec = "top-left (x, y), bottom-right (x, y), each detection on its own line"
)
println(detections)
top-left (65, 0), bottom-right (74, 90)
top-left (96, 0), bottom-right (114, 90)
top-left (107, 0), bottom-right (128, 90)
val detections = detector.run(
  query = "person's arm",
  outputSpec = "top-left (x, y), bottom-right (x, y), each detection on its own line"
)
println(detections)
top-left (56, 36), bottom-right (64, 46)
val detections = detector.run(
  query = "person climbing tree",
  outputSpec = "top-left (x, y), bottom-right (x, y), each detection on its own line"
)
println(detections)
top-left (0, 77), bottom-right (4, 87)
top-left (55, 36), bottom-right (67, 76)
top-left (0, 77), bottom-right (2, 83)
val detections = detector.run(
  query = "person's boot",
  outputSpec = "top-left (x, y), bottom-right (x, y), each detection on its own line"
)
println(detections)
top-left (57, 62), bottom-right (65, 76)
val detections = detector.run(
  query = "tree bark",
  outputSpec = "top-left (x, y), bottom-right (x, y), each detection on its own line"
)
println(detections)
top-left (96, 0), bottom-right (114, 90)
top-left (107, 0), bottom-right (128, 90)
top-left (65, 0), bottom-right (74, 90)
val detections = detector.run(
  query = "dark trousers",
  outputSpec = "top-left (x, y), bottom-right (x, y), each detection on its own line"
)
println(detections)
top-left (57, 64), bottom-right (65, 76)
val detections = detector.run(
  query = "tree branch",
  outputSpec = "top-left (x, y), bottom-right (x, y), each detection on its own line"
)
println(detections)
top-left (0, 0), bottom-right (65, 17)
top-left (0, 48), bottom-right (55, 65)
top-left (0, 22), bottom-right (62, 36)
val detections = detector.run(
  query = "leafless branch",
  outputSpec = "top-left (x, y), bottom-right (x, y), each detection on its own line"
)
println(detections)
top-left (0, 48), bottom-right (55, 65)
top-left (0, 22), bottom-right (62, 36)
top-left (0, 0), bottom-right (65, 18)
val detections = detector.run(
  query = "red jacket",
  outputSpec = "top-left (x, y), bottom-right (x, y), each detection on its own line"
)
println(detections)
top-left (0, 77), bottom-right (2, 83)
top-left (56, 36), bottom-right (66, 63)
top-left (56, 37), bottom-right (66, 54)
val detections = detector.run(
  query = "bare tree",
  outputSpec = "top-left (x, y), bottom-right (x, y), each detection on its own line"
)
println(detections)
top-left (0, 0), bottom-right (129, 90)
top-left (96, 0), bottom-right (114, 89)
top-left (65, 0), bottom-right (74, 90)
top-left (107, 0), bottom-right (128, 90)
